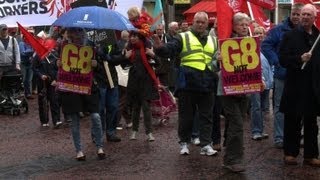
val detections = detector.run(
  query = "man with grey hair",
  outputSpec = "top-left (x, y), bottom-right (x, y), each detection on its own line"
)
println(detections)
top-left (153, 11), bottom-right (219, 156)
top-left (166, 21), bottom-right (179, 42)
top-left (279, 3), bottom-right (320, 167)
top-left (0, 24), bottom-right (20, 78)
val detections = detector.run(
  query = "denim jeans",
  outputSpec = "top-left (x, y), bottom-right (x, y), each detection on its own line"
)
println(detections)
top-left (20, 63), bottom-right (33, 96)
top-left (70, 112), bottom-right (103, 152)
top-left (273, 78), bottom-right (284, 143)
top-left (98, 86), bottom-right (119, 137)
top-left (250, 90), bottom-right (269, 135)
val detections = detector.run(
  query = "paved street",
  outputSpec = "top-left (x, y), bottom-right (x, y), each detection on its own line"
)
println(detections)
top-left (0, 98), bottom-right (319, 179)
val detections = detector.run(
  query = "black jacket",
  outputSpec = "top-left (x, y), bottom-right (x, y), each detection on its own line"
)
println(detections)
top-left (279, 26), bottom-right (320, 115)
top-left (94, 43), bottom-right (123, 89)
top-left (154, 30), bottom-right (218, 93)
top-left (33, 51), bottom-right (59, 84)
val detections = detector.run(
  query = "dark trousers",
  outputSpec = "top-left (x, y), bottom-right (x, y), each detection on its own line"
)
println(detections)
top-left (212, 96), bottom-right (222, 145)
top-left (283, 113), bottom-right (319, 158)
top-left (222, 95), bottom-right (248, 165)
top-left (157, 73), bottom-right (169, 87)
top-left (178, 91), bottom-right (214, 147)
top-left (38, 81), bottom-right (60, 125)
top-left (131, 99), bottom-right (152, 134)
top-left (117, 86), bottom-right (132, 124)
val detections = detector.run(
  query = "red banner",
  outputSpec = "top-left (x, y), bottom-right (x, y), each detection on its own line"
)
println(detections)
top-left (247, 0), bottom-right (275, 10)
top-left (249, 2), bottom-right (272, 31)
top-left (316, 5), bottom-right (320, 29)
top-left (217, 0), bottom-right (234, 39)
top-left (57, 43), bottom-right (94, 95)
top-left (219, 36), bottom-right (262, 95)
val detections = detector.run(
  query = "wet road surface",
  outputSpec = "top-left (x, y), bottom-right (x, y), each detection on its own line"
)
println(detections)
top-left (0, 98), bottom-right (319, 179)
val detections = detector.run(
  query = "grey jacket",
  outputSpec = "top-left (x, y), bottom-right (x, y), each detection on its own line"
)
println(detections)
top-left (0, 36), bottom-right (21, 66)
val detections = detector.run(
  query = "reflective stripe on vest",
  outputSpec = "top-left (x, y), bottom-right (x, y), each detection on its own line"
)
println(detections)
top-left (180, 31), bottom-right (217, 71)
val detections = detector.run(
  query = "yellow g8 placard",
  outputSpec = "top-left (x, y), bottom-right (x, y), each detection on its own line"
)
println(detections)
top-left (219, 36), bottom-right (262, 95)
top-left (61, 44), bottom-right (93, 74)
top-left (220, 37), bottom-right (259, 73)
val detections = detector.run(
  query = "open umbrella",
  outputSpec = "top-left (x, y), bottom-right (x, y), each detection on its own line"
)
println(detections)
top-left (52, 6), bottom-right (136, 31)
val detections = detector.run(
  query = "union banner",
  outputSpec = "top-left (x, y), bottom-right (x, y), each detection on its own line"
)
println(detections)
top-left (0, 0), bottom-right (143, 27)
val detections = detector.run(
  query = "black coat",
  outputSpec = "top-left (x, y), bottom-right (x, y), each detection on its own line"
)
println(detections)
top-left (94, 43), bottom-right (122, 89)
top-left (126, 50), bottom-right (159, 104)
top-left (279, 26), bottom-right (320, 116)
top-left (57, 40), bottom-right (100, 114)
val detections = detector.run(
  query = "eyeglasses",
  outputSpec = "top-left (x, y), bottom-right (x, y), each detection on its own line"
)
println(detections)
top-left (1, 28), bottom-right (8, 31)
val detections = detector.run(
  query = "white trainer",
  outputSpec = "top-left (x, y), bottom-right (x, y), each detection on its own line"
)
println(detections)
top-left (200, 144), bottom-right (217, 156)
top-left (147, 133), bottom-right (155, 141)
top-left (180, 142), bottom-right (190, 155)
top-left (130, 131), bottom-right (137, 140)
top-left (191, 137), bottom-right (200, 145)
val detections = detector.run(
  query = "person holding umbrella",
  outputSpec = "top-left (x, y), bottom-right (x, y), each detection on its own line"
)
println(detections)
top-left (51, 5), bottom-right (139, 160)
top-left (58, 27), bottom-right (105, 161)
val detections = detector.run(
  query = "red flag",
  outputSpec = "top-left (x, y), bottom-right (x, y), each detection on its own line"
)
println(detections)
top-left (315, 5), bottom-right (320, 29)
top-left (247, 0), bottom-right (275, 10)
top-left (38, 38), bottom-right (57, 52)
top-left (17, 22), bottom-right (49, 59)
top-left (217, 0), bottom-right (235, 39)
top-left (249, 2), bottom-right (272, 31)
top-left (293, 0), bottom-right (313, 3)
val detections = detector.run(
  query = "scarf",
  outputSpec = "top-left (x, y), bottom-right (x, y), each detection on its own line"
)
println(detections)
top-left (130, 41), bottom-right (160, 88)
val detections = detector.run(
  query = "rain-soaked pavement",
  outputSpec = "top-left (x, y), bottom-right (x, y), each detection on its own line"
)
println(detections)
top-left (0, 97), bottom-right (320, 179)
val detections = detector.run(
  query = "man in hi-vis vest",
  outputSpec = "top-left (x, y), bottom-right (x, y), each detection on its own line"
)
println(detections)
top-left (153, 12), bottom-right (219, 156)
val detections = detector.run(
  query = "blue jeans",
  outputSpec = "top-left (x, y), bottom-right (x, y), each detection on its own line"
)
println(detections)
top-left (250, 90), bottom-right (269, 135)
top-left (70, 112), bottom-right (103, 152)
top-left (20, 63), bottom-right (33, 96)
top-left (273, 78), bottom-right (284, 143)
top-left (99, 86), bottom-right (119, 137)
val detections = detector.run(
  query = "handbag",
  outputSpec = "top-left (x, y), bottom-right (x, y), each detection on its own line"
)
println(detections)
top-left (150, 86), bottom-right (177, 119)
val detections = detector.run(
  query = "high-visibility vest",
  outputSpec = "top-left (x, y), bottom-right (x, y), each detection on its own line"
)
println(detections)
top-left (180, 31), bottom-right (217, 71)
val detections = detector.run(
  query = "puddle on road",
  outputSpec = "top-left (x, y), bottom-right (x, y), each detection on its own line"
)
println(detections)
top-left (0, 155), bottom-right (79, 179)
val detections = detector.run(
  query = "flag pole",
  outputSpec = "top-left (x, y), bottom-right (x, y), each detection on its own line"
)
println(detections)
top-left (247, 1), bottom-right (254, 36)
top-left (275, 0), bottom-right (279, 24)
top-left (301, 33), bottom-right (320, 69)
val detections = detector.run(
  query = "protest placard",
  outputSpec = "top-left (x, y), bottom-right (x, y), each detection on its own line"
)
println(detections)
top-left (57, 43), bottom-right (94, 95)
top-left (219, 36), bottom-right (262, 95)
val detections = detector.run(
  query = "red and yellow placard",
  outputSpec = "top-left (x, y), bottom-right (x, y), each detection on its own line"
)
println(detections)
top-left (57, 43), bottom-right (94, 95)
top-left (219, 36), bottom-right (262, 95)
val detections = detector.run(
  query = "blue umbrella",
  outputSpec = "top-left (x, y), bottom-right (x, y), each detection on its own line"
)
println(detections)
top-left (52, 6), bottom-right (136, 31)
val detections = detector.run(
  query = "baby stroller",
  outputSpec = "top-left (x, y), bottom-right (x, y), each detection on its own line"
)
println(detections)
top-left (0, 72), bottom-right (28, 115)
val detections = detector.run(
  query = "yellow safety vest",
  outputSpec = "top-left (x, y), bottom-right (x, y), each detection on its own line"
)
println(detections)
top-left (180, 31), bottom-right (217, 71)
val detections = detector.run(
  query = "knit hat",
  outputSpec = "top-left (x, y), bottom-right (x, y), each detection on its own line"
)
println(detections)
top-left (0, 24), bottom-right (8, 31)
